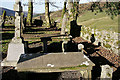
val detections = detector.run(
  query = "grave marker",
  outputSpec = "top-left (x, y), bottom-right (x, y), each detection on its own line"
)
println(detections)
top-left (1, 0), bottom-right (25, 66)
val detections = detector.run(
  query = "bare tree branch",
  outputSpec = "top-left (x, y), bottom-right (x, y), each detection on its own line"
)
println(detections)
top-left (49, 2), bottom-right (62, 8)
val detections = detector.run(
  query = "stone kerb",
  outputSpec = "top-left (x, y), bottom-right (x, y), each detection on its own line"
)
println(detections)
top-left (41, 37), bottom-right (52, 53)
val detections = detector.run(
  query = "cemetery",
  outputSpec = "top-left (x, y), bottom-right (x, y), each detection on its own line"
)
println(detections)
top-left (0, 0), bottom-right (120, 80)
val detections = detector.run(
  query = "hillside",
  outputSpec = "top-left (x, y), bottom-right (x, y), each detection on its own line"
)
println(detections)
top-left (34, 2), bottom-right (118, 32)
top-left (77, 11), bottom-right (118, 32)
top-left (0, 7), bottom-right (15, 16)
top-left (0, 7), bottom-right (28, 17)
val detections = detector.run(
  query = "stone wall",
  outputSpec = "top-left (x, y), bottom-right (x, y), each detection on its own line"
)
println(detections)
top-left (81, 26), bottom-right (120, 56)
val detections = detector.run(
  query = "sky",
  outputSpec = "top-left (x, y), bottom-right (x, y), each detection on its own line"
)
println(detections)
top-left (0, 0), bottom-right (118, 14)
top-left (0, 0), bottom-right (90, 13)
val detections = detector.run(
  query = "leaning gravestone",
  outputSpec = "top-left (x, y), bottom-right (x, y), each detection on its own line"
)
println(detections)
top-left (1, 0), bottom-right (25, 66)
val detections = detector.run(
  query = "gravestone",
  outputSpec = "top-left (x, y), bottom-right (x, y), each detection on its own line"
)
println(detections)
top-left (100, 65), bottom-right (113, 79)
top-left (1, 0), bottom-right (25, 66)
top-left (34, 19), bottom-right (43, 26)
top-left (70, 20), bottom-right (81, 38)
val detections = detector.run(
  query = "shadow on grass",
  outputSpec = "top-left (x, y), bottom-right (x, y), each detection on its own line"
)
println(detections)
top-left (2, 29), bottom-right (14, 32)
top-left (2, 70), bottom-right (83, 80)
top-left (48, 42), bottom-right (62, 53)
top-left (2, 33), bottom-right (14, 40)
top-left (24, 26), bottom-right (60, 33)
top-left (28, 46), bottom-right (42, 53)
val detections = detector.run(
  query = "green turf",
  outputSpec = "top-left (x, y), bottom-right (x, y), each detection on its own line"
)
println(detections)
top-left (77, 11), bottom-right (118, 32)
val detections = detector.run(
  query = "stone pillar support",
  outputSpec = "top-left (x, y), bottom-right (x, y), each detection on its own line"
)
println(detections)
top-left (41, 37), bottom-right (52, 53)
top-left (62, 39), bottom-right (68, 53)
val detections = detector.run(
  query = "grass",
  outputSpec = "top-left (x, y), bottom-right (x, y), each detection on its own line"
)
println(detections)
top-left (2, 30), bottom-right (14, 54)
top-left (77, 11), bottom-right (118, 32)
top-left (2, 40), bottom-right (10, 54)
top-left (59, 64), bottom-right (88, 70)
top-left (4, 24), bottom-right (15, 26)
top-left (2, 9), bottom-right (118, 55)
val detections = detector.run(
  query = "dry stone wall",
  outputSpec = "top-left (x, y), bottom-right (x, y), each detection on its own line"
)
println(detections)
top-left (81, 26), bottom-right (120, 56)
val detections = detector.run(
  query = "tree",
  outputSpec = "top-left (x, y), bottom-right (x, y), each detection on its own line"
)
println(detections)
top-left (2, 10), bottom-right (6, 27)
top-left (45, 0), bottom-right (51, 27)
top-left (62, 0), bottom-right (67, 18)
top-left (61, 0), bottom-right (80, 35)
top-left (90, 2), bottom-right (119, 19)
top-left (27, 0), bottom-right (33, 26)
top-left (73, 0), bottom-right (79, 21)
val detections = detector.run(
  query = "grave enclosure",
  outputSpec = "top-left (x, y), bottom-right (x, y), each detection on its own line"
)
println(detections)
top-left (1, 0), bottom-right (118, 79)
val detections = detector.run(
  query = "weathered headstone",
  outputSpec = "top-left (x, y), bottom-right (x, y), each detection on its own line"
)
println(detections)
top-left (70, 20), bottom-right (81, 38)
top-left (1, 0), bottom-right (25, 66)
top-left (100, 65), bottom-right (113, 79)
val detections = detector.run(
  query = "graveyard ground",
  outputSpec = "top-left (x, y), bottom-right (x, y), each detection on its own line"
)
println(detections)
top-left (1, 24), bottom-right (120, 79)
top-left (2, 10), bottom-right (119, 58)
top-left (1, 9), bottom-right (120, 79)
top-left (34, 10), bottom-right (118, 32)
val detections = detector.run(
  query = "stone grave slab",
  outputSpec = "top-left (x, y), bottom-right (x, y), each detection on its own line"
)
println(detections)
top-left (17, 52), bottom-right (95, 71)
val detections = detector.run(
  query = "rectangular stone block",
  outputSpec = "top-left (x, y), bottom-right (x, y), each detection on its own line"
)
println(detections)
top-left (7, 42), bottom-right (24, 61)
